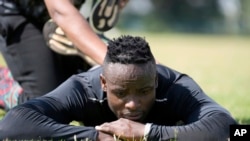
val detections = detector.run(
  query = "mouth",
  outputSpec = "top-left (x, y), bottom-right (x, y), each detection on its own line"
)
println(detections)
top-left (123, 113), bottom-right (143, 121)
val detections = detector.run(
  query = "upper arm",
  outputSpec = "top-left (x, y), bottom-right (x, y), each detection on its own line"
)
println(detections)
top-left (44, 0), bottom-right (78, 21)
top-left (0, 75), bottom-right (98, 140)
top-left (169, 75), bottom-right (227, 121)
top-left (150, 71), bottom-right (237, 140)
top-left (36, 75), bottom-right (89, 122)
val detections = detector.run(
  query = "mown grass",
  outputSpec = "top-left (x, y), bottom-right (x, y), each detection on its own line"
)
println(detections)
top-left (1, 32), bottom-right (250, 124)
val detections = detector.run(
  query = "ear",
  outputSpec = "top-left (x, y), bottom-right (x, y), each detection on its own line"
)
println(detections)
top-left (100, 74), bottom-right (107, 91)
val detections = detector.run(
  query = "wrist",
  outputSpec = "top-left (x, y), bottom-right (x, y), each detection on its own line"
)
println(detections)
top-left (143, 123), bottom-right (152, 141)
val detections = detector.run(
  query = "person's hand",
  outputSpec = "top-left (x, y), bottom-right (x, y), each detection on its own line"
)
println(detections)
top-left (97, 131), bottom-right (116, 141)
top-left (43, 19), bottom-right (97, 66)
top-left (95, 118), bottom-right (145, 141)
top-left (42, 19), bottom-right (74, 54)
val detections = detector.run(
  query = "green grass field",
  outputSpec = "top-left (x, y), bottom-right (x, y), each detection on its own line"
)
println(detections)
top-left (1, 32), bottom-right (250, 124)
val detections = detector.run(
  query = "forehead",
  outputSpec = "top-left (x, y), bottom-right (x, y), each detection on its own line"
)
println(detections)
top-left (104, 63), bottom-right (156, 84)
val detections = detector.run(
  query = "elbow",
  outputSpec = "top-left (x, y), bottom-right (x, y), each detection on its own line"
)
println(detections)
top-left (0, 106), bottom-right (39, 139)
top-left (209, 112), bottom-right (238, 140)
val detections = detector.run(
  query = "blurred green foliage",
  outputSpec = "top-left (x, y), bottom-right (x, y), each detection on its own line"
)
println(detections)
top-left (118, 0), bottom-right (250, 34)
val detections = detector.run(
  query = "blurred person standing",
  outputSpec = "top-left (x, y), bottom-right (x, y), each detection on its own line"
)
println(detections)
top-left (0, 0), bottom-right (129, 111)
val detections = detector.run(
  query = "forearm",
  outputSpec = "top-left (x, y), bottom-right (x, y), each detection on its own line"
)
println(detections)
top-left (44, 0), bottom-right (107, 64)
top-left (0, 106), bottom-right (98, 140)
top-left (148, 113), bottom-right (237, 141)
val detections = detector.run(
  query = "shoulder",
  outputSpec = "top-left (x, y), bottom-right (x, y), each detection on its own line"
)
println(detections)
top-left (72, 66), bottom-right (103, 86)
top-left (75, 65), bottom-right (103, 79)
top-left (72, 65), bottom-right (103, 97)
top-left (156, 64), bottom-right (185, 83)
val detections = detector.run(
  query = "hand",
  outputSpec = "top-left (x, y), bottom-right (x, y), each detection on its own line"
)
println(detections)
top-left (97, 131), bottom-right (115, 141)
top-left (43, 19), bottom-right (97, 66)
top-left (43, 19), bottom-right (77, 55)
top-left (95, 118), bottom-right (145, 141)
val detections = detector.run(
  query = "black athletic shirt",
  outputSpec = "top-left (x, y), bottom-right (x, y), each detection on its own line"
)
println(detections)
top-left (0, 64), bottom-right (237, 140)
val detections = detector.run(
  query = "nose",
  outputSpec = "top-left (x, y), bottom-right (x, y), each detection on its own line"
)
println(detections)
top-left (125, 98), bottom-right (141, 110)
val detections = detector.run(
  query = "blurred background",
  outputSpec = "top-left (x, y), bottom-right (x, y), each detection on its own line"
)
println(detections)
top-left (118, 0), bottom-right (250, 34)
top-left (1, 0), bottom-right (250, 123)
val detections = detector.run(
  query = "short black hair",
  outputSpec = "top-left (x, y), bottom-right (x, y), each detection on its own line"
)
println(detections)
top-left (104, 35), bottom-right (155, 64)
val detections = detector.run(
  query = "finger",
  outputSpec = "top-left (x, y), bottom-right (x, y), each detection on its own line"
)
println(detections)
top-left (49, 39), bottom-right (78, 55)
top-left (96, 126), bottom-right (124, 140)
top-left (95, 125), bottom-right (109, 132)
top-left (55, 27), bottom-right (65, 35)
top-left (50, 34), bottom-right (73, 46)
top-left (95, 125), bottom-right (102, 130)
top-left (95, 124), bottom-right (112, 133)
top-left (49, 39), bottom-right (97, 66)
top-left (81, 55), bottom-right (97, 66)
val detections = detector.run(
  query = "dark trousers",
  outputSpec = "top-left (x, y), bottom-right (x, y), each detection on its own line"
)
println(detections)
top-left (0, 14), bottom-right (91, 104)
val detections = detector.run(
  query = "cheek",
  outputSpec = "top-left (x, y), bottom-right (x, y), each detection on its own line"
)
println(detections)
top-left (141, 93), bottom-right (155, 110)
top-left (107, 93), bottom-right (124, 117)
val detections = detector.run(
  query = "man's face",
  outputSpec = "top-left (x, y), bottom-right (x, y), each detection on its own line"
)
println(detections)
top-left (100, 63), bottom-right (157, 122)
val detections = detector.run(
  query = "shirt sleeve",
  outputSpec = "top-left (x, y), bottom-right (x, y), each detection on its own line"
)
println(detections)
top-left (148, 113), bottom-right (236, 141)
top-left (148, 72), bottom-right (237, 141)
top-left (0, 75), bottom-right (98, 141)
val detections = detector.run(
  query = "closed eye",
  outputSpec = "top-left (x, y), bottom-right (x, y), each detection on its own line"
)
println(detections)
top-left (112, 90), bottom-right (126, 98)
top-left (139, 87), bottom-right (154, 95)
